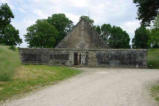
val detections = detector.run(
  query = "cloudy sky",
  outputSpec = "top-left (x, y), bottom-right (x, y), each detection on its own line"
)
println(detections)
top-left (1, 0), bottom-right (140, 47)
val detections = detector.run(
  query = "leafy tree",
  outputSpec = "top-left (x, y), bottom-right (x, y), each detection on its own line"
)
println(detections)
top-left (153, 14), bottom-right (159, 29)
top-left (0, 3), bottom-right (14, 30)
top-left (148, 29), bottom-right (159, 48)
top-left (80, 16), bottom-right (94, 25)
top-left (133, 0), bottom-right (159, 25)
top-left (100, 24), bottom-right (112, 45)
top-left (148, 15), bottom-right (159, 48)
top-left (96, 24), bottom-right (130, 48)
top-left (109, 26), bottom-right (130, 48)
top-left (0, 24), bottom-right (22, 46)
top-left (47, 14), bottom-right (73, 45)
top-left (0, 3), bottom-right (22, 47)
top-left (132, 26), bottom-right (149, 48)
top-left (94, 25), bottom-right (101, 35)
top-left (25, 20), bottom-right (58, 48)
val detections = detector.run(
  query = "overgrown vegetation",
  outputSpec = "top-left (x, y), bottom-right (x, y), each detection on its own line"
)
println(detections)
top-left (0, 45), bottom-right (21, 81)
top-left (0, 46), bottom-right (81, 101)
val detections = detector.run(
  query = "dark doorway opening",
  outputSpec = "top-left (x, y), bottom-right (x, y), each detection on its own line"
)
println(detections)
top-left (74, 53), bottom-right (78, 65)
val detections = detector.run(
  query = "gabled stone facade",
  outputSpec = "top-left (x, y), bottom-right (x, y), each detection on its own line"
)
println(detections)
top-left (56, 19), bottom-right (107, 49)
top-left (19, 19), bottom-right (147, 68)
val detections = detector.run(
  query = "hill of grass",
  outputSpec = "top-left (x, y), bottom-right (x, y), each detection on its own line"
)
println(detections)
top-left (0, 46), bottom-right (81, 102)
top-left (0, 46), bottom-right (21, 81)
top-left (148, 49), bottom-right (159, 69)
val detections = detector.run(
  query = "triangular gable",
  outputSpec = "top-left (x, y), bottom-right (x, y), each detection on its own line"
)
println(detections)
top-left (56, 19), bottom-right (108, 49)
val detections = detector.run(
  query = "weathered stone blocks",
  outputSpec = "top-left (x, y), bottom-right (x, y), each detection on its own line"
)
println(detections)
top-left (19, 48), bottom-right (147, 68)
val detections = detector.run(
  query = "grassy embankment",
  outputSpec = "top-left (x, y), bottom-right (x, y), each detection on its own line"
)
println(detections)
top-left (0, 46), bottom-right (81, 101)
top-left (147, 49), bottom-right (159, 69)
top-left (148, 49), bottom-right (159, 102)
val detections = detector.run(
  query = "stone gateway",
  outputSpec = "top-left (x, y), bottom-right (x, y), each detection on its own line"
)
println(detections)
top-left (19, 19), bottom-right (147, 68)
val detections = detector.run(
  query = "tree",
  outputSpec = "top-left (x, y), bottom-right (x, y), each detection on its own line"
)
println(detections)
top-left (148, 29), bottom-right (159, 48)
top-left (153, 14), bottom-right (159, 29)
top-left (148, 15), bottom-right (159, 48)
top-left (109, 26), bottom-right (130, 48)
top-left (96, 24), bottom-right (130, 48)
top-left (0, 3), bottom-right (22, 47)
top-left (0, 24), bottom-right (22, 46)
top-left (0, 3), bottom-right (14, 30)
top-left (80, 16), bottom-right (94, 25)
top-left (132, 26), bottom-right (149, 48)
top-left (25, 20), bottom-right (58, 48)
top-left (100, 24), bottom-right (112, 44)
top-left (133, 0), bottom-right (159, 25)
top-left (47, 14), bottom-right (73, 45)
top-left (94, 25), bottom-right (101, 35)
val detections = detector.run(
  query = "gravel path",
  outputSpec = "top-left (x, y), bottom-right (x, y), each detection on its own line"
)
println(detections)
top-left (2, 68), bottom-right (159, 106)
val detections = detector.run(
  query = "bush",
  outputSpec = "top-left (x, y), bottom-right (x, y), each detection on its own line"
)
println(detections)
top-left (0, 45), bottom-right (21, 81)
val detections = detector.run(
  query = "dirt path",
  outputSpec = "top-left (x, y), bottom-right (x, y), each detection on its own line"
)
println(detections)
top-left (2, 68), bottom-right (159, 106)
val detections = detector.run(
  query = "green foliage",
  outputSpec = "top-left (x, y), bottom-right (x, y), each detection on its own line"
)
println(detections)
top-left (0, 46), bottom-right (21, 81)
top-left (0, 24), bottom-right (22, 46)
top-left (151, 81), bottom-right (159, 102)
top-left (148, 29), bottom-right (159, 48)
top-left (109, 26), bottom-right (130, 48)
top-left (147, 15), bottom-right (159, 48)
top-left (25, 20), bottom-right (58, 48)
top-left (148, 49), bottom-right (159, 69)
top-left (96, 24), bottom-right (130, 48)
top-left (0, 3), bottom-right (22, 47)
top-left (0, 65), bottom-right (81, 101)
top-left (153, 15), bottom-right (159, 29)
top-left (80, 16), bottom-right (94, 25)
top-left (100, 24), bottom-right (112, 45)
top-left (47, 14), bottom-right (73, 45)
top-left (133, 0), bottom-right (159, 25)
top-left (0, 3), bottom-right (14, 30)
top-left (94, 25), bottom-right (101, 35)
top-left (132, 26), bottom-right (149, 48)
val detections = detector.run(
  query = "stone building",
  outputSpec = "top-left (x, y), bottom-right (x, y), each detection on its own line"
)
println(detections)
top-left (19, 19), bottom-right (147, 68)
top-left (56, 19), bottom-right (107, 49)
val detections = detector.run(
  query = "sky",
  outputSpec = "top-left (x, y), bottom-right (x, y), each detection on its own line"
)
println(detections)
top-left (1, 0), bottom-right (141, 47)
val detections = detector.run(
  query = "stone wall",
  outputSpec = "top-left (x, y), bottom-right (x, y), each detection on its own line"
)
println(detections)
top-left (19, 48), bottom-right (147, 68)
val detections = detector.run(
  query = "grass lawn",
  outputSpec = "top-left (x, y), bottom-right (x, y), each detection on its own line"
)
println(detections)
top-left (0, 65), bottom-right (81, 101)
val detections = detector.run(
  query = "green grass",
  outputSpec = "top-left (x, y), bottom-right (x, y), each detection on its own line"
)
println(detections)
top-left (148, 49), bottom-right (159, 69)
top-left (148, 49), bottom-right (159, 103)
top-left (0, 65), bottom-right (81, 101)
top-left (0, 46), bottom-right (81, 101)
top-left (0, 45), bottom-right (21, 81)
top-left (151, 85), bottom-right (159, 102)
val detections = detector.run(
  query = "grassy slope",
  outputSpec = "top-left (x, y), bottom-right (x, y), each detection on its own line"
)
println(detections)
top-left (148, 49), bottom-right (159, 102)
top-left (148, 49), bottom-right (159, 69)
top-left (0, 46), bottom-right (21, 81)
top-left (0, 65), bottom-right (80, 101)
top-left (0, 46), bottom-right (81, 101)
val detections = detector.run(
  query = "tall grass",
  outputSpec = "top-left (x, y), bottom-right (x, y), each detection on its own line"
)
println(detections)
top-left (0, 46), bottom-right (21, 81)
